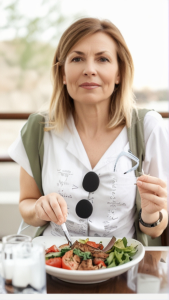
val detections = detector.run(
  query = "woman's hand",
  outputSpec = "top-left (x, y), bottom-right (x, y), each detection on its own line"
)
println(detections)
top-left (136, 175), bottom-right (168, 238)
top-left (34, 193), bottom-right (67, 225)
top-left (136, 175), bottom-right (167, 215)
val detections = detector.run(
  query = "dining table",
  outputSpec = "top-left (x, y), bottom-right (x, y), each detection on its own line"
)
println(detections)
top-left (46, 248), bottom-right (169, 294)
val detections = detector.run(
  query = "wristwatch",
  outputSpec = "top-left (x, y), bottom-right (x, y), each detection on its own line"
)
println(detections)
top-left (139, 209), bottom-right (163, 228)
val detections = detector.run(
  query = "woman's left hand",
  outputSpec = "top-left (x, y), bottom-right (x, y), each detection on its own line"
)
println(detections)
top-left (136, 175), bottom-right (167, 214)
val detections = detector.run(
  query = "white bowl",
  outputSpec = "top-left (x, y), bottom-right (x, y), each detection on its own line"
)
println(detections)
top-left (33, 236), bottom-right (145, 284)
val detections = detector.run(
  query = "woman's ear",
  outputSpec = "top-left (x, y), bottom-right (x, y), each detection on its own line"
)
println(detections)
top-left (63, 74), bottom-right (66, 84)
top-left (115, 73), bottom-right (120, 84)
top-left (62, 67), bottom-right (66, 84)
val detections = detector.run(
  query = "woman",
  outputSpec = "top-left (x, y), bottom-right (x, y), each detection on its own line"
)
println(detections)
top-left (8, 18), bottom-right (168, 243)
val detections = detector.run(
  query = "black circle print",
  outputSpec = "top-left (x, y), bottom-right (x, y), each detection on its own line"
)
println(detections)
top-left (76, 199), bottom-right (93, 218)
top-left (82, 172), bottom-right (100, 192)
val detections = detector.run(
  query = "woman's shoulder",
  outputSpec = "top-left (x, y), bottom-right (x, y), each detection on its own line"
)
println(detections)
top-left (144, 109), bottom-right (162, 121)
top-left (143, 110), bottom-right (166, 143)
top-left (144, 110), bottom-right (163, 128)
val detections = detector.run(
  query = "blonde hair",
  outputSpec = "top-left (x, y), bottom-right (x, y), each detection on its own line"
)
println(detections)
top-left (45, 18), bottom-right (136, 132)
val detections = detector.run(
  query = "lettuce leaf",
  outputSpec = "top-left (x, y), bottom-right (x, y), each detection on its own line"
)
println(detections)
top-left (106, 237), bottom-right (138, 268)
top-left (60, 247), bottom-right (71, 255)
top-left (122, 237), bottom-right (127, 248)
top-left (73, 248), bottom-right (92, 260)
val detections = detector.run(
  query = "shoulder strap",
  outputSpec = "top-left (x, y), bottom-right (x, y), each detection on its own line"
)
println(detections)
top-left (21, 113), bottom-right (49, 237)
top-left (127, 108), bottom-right (151, 246)
top-left (127, 108), bottom-right (149, 177)
top-left (21, 113), bottom-right (45, 195)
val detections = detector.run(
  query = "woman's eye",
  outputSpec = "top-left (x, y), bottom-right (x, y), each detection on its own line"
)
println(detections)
top-left (72, 57), bottom-right (82, 62)
top-left (99, 57), bottom-right (109, 62)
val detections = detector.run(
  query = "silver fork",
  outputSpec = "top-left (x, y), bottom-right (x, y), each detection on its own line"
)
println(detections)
top-left (61, 223), bottom-right (73, 247)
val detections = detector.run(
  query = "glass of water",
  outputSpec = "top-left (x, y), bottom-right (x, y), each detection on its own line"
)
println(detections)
top-left (1, 234), bottom-right (46, 294)
top-left (1, 234), bottom-right (32, 293)
top-left (127, 250), bottom-right (169, 294)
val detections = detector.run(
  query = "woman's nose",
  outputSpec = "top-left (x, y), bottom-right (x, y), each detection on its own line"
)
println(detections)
top-left (83, 60), bottom-right (97, 76)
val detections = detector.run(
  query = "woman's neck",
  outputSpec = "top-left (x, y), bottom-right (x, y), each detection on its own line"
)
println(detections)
top-left (73, 99), bottom-right (111, 139)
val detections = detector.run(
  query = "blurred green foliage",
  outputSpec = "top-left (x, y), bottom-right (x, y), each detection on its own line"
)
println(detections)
top-left (0, 0), bottom-right (79, 70)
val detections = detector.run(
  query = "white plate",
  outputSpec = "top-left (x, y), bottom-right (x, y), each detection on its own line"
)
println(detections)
top-left (33, 236), bottom-right (145, 284)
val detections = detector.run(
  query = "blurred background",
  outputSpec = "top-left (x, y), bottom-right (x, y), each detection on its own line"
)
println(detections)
top-left (0, 0), bottom-right (168, 238)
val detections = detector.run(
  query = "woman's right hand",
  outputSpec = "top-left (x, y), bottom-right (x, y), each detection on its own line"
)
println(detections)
top-left (34, 193), bottom-right (67, 225)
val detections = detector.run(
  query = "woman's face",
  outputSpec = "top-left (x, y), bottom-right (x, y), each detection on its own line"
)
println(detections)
top-left (63, 32), bottom-right (120, 105)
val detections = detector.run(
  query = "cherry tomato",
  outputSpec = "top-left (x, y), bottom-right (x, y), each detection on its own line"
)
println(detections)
top-left (93, 259), bottom-right (106, 267)
top-left (45, 257), bottom-right (62, 268)
top-left (97, 244), bottom-right (104, 250)
top-left (86, 241), bottom-right (103, 249)
top-left (62, 250), bottom-right (79, 270)
top-left (45, 245), bottom-right (59, 254)
top-left (98, 261), bottom-right (106, 268)
top-left (86, 241), bottom-right (98, 248)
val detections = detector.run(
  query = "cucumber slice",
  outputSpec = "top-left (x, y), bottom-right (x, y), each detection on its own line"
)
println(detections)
top-left (45, 251), bottom-right (62, 260)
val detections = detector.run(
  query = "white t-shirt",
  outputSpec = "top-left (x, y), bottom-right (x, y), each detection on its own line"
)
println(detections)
top-left (8, 111), bottom-right (168, 238)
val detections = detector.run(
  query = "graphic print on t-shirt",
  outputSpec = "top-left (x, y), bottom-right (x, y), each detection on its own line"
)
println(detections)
top-left (42, 122), bottom-right (138, 238)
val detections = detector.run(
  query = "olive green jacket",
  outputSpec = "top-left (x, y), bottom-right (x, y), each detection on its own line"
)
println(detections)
top-left (21, 109), bottom-right (151, 245)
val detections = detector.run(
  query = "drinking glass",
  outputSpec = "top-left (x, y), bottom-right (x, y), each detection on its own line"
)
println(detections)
top-left (12, 242), bottom-right (46, 294)
top-left (136, 251), bottom-right (161, 293)
top-left (1, 234), bottom-right (46, 294)
top-left (1, 234), bottom-right (32, 294)
top-left (127, 250), bottom-right (169, 294)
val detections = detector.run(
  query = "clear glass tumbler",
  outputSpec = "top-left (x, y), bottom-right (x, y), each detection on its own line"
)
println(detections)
top-left (11, 242), bottom-right (46, 294)
top-left (1, 234), bottom-right (46, 294)
top-left (127, 250), bottom-right (169, 294)
top-left (1, 234), bottom-right (32, 294)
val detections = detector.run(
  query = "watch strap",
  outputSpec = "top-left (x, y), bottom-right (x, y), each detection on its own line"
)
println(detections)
top-left (139, 209), bottom-right (163, 228)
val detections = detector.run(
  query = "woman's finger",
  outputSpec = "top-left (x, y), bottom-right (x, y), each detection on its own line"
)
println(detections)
top-left (35, 200), bottom-right (51, 221)
top-left (137, 175), bottom-right (167, 188)
top-left (57, 194), bottom-right (67, 218)
top-left (49, 194), bottom-right (67, 223)
top-left (140, 192), bottom-right (167, 209)
top-left (136, 180), bottom-right (167, 197)
top-left (42, 197), bottom-right (61, 224)
top-left (35, 194), bottom-right (67, 224)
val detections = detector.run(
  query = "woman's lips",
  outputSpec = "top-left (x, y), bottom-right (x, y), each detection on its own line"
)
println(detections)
top-left (80, 85), bottom-right (100, 89)
top-left (79, 83), bottom-right (101, 90)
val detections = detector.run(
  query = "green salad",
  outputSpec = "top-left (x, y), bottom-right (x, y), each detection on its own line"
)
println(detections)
top-left (105, 237), bottom-right (138, 268)
top-left (45, 237), bottom-right (139, 270)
